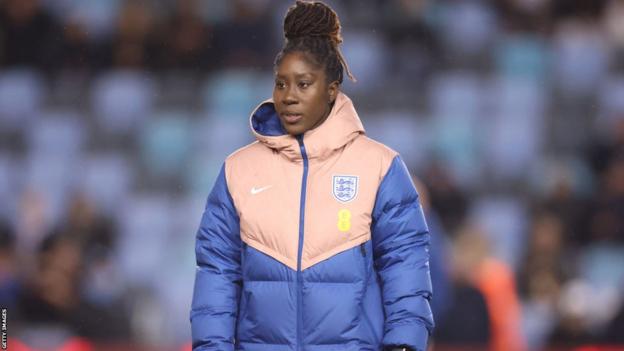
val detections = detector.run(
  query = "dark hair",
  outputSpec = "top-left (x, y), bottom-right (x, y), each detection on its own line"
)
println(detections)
top-left (275, 0), bottom-right (356, 84)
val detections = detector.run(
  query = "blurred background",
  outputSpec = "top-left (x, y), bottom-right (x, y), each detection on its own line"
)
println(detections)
top-left (0, 0), bottom-right (623, 350)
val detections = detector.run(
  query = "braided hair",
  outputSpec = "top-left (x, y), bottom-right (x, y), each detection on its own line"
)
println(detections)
top-left (275, 0), bottom-right (356, 84)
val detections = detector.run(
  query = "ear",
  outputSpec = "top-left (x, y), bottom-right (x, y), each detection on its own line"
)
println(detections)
top-left (328, 81), bottom-right (339, 104)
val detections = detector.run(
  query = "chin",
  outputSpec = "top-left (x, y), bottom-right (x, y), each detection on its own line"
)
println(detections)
top-left (284, 125), bottom-right (305, 136)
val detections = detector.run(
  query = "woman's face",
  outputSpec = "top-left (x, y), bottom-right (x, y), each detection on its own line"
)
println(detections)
top-left (273, 52), bottom-right (338, 136)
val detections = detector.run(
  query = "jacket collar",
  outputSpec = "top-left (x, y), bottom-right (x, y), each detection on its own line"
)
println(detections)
top-left (249, 92), bottom-right (365, 161)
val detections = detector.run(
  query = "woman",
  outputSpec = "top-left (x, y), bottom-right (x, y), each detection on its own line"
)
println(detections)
top-left (190, 1), bottom-right (434, 350)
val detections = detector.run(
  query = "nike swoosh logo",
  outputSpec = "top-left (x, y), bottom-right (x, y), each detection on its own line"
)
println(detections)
top-left (251, 185), bottom-right (273, 195)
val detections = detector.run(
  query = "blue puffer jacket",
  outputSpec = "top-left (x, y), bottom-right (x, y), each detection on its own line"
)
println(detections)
top-left (191, 93), bottom-right (434, 350)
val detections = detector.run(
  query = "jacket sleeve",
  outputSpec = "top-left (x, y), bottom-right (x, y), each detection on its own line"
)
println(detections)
top-left (371, 155), bottom-right (435, 351)
top-left (190, 164), bottom-right (242, 350)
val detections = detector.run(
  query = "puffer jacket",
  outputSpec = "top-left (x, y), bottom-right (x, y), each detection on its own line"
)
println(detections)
top-left (190, 92), bottom-right (434, 351)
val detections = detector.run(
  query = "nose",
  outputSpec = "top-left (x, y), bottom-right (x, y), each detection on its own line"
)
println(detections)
top-left (282, 85), bottom-right (298, 105)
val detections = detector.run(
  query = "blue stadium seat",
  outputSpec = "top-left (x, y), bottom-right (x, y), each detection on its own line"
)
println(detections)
top-left (438, 1), bottom-right (497, 58)
top-left (363, 111), bottom-right (429, 171)
top-left (495, 35), bottom-right (549, 79)
top-left (482, 77), bottom-right (545, 180)
top-left (201, 69), bottom-right (268, 119)
top-left (154, 195), bottom-right (205, 343)
top-left (0, 69), bottom-right (45, 133)
top-left (469, 196), bottom-right (528, 271)
top-left (186, 114), bottom-right (254, 195)
top-left (553, 27), bottom-right (610, 98)
top-left (115, 194), bottom-right (172, 287)
top-left (340, 30), bottom-right (387, 94)
top-left (597, 76), bottom-right (624, 131)
top-left (139, 110), bottom-right (192, 181)
top-left (430, 72), bottom-right (482, 119)
top-left (580, 245), bottom-right (624, 293)
top-left (26, 110), bottom-right (86, 159)
top-left (428, 73), bottom-right (483, 187)
top-left (92, 70), bottom-right (156, 136)
top-left (193, 114), bottom-right (254, 160)
top-left (79, 153), bottom-right (134, 215)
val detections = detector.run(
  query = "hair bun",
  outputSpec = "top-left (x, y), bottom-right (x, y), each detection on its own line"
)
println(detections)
top-left (284, 0), bottom-right (342, 46)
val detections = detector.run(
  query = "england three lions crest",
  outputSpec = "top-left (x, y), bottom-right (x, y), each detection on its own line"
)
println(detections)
top-left (333, 175), bottom-right (359, 203)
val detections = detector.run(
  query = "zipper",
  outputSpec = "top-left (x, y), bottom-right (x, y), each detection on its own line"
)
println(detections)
top-left (296, 135), bottom-right (309, 351)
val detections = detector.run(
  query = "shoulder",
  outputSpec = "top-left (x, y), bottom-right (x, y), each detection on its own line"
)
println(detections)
top-left (222, 141), bottom-right (267, 181)
top-left (225, 140), bottom-right (266, 162)
top-left (352, 135), bottom-right (399, 178)
top-left (224, 141), bottom-right (273, 171)
top-left (225, 141), bottom-right (264, 164)
top-left (355, 135), bottom-right (398, 159)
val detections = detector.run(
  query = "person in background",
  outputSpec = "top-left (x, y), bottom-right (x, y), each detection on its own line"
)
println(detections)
top-left (14, 231), bottom-right (131, 348)
top-left (433, 226), bottom-right (491, 348)
top-left (411, 177), bottom-right (491, 349)
top-left (456, 225), bottom-right (527, 351)
top-left (190, 1), bottom-right (434, 350)
top-left (0, 0), bottom-right (63, 72)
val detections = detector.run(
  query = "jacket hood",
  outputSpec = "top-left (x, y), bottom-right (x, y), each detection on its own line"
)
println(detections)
top-left (249, 92), bottom-right (365, 161)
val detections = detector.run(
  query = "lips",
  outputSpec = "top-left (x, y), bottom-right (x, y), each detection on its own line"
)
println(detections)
top-left (282, 112), bottom-right (303, 124)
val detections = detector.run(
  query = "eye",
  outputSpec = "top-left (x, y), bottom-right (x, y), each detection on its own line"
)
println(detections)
top-left (298, 81), bottom-right (311, 89)
top-left (275, 81), bottom-right (286, 89)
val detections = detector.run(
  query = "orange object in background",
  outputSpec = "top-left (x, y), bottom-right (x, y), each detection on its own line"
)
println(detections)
top-left (7, 339), bottom-right (33, 351)
top-left (58, 339), bottom-right (94, 351)
top-left (475, 258), bottom-right (527, 351)
top-left (7, 337), bottom-right (94, 351)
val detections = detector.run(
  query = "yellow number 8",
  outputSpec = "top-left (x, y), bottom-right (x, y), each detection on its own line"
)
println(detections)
top-left (337, 209), bottom-right (351, 232)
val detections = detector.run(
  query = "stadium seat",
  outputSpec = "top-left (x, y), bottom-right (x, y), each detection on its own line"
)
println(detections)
top-left (0, 69), bottom-right (45, 133)
top-left (596, 76), bottom-right (624, 132)
top-left (139, 110), bottom-right (192, 182)
top-left (430, 72), bottom-right (482, 120)
top-left (363, 111), bottom-right (429, 171)
top-left (553, 26), bottom-right (609, 97)
top-left (115, 194), bottom-right (171, 287)
top-left (469, 196), bottom-right (528, 271)
top-left (340, 30), bottom-right (387, 94)
top-left (428, 73), bottom-right (483, 187)
top-left (26, 110), bottom-right (86, 159)
top-left (91, 70), bottom-right (156, 136)
top-left (201, 69), bottom-right (268, 119)
top-left (438, 1), bottom-right (497, 58)
top-left (186, 113), bottom-right (254, 194)
top-left (495, 35), bottom-right (548, 79)
top-left (79, 153), bottom-right (134, 215)
top-left (482, 77), bottom-right (545, 180)
top-left (193, 114), bottom-right (254, 160)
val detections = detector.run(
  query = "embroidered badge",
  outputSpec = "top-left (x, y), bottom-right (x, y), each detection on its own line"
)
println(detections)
top-left (333, 175), bottom-right (358, 203)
